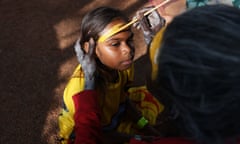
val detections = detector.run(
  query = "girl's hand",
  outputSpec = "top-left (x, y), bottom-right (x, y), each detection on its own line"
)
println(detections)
top-left (74, 38), bottom-right (96, 90)
top-left (133, 6), bottom-right (166, 46)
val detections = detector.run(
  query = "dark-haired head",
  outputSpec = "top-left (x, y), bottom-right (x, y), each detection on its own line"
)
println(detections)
top-left (79, 6), bottom-right (129, 46)
top-left (155, 4), bottom-right (240, 143)
top-left (78, 7), bottom-right (134, 94)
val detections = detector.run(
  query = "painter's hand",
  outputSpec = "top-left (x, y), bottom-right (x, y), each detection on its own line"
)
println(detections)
top-left (133, 6), bottom-right (166, 46)
top-left (74, 38), bottom-right (96, 90)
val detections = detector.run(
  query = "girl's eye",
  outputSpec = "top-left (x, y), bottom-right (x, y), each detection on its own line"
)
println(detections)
top-left (111, 42), bottom-right (120, 47)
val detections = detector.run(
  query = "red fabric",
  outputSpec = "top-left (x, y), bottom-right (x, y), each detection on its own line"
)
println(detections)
top-left (130, 137), bottom-right (240, 144)
top-left (130, 137), bottom-right (194, 144)
top-left (72, 90), bottom-right (103, 144)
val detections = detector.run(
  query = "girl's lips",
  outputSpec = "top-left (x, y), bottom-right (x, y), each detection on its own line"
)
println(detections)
top-left (122, 59), bottom-right (133, 65)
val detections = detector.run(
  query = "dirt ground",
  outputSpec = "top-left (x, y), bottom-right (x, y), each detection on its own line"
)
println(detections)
top-left (0, 0), bottom-right (150, 143)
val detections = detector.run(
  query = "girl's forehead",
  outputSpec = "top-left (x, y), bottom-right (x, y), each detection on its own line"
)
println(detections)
top-left (98, 19), bottom-right (129, 42)
top-left (101, 19), bottom-right (127, 34)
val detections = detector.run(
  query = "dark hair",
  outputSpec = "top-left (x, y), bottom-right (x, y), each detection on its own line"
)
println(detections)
top-left (79, 7), bottom-right (129, 95)
top-left (80, 6), bottom-right (128, 45)
top-left (155, 4), bottom-right (240, 143)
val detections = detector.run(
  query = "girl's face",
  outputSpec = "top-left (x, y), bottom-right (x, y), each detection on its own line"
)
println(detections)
top-left (96, 19), bottom-right (135, 71)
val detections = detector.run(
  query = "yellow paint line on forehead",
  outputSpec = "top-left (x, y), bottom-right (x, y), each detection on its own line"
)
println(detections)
top-left (98, 23), bottom-right (130, 43)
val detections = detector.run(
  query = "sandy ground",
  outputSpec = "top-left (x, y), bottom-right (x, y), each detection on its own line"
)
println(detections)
top-left (0, 0), bottom-right (150, 143)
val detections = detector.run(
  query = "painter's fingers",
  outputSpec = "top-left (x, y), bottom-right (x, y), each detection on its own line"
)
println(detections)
top-left (87, 38), bottom-right (96, 57)
top-left (132, 6), bottom-right (153, 29)
top-left (74, 38), bottom-right (84, 62)
top-left (147, 9), bottom-right (166, 33)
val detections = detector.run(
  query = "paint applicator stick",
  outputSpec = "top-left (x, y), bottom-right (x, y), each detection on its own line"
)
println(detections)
top-left (117, 0), bottom-right (170, 32)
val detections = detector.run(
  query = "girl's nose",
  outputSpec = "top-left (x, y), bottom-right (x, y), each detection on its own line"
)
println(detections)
top-left (121, 43), bottom-right (131, 55)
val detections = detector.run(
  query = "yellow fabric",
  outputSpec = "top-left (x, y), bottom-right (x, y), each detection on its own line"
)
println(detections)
top-left (149, 27), bottom-right (166, 80)
top-left (58, 63), bottom-right (164, 142)
top-left (63, 65), bottom-right (85, 115)
top-left (100, 64), bottom-right (134, 126)
top-left (58, 110), bottom-right (74, 144)
top-left (117, 86), bottom-right (164, 134)
top-left (58, 64), bottom-right (134, 141)
top-left (128, 86), bottom-right (164, 125)
top-left (58, 65), bottom-right (85, 143)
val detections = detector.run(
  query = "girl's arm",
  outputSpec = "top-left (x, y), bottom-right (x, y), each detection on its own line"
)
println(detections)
top-left (73, 90), bottom-right (103, 144)
top-left (73, 38), bottom-right (101, 143)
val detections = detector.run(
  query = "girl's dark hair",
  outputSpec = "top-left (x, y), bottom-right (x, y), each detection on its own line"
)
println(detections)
top-left (79, 7), bottom-right (129, 95)
top-left (80, 6), bottom-right (128, 44)
top-left (156, 4), bottom-right (240, 143)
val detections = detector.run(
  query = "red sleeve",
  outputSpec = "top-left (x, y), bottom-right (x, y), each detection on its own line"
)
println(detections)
top-left (73, 90), bottom-right (103, 144)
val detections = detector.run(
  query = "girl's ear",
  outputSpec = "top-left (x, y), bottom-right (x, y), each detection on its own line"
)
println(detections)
top-left (83, 42), bottom-right (89, 53)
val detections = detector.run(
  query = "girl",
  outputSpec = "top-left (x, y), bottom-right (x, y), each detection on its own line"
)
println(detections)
top-left (58, 6), bottom-right (165, 144)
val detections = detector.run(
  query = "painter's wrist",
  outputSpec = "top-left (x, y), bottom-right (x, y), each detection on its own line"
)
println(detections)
top-left (84, 77), bottom-right (95, 90)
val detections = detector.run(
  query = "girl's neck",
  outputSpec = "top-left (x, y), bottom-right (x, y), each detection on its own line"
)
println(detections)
top-left (104, 67), bottom-right (119, 83)
top-left (96, 60), bottom-right (119, 83)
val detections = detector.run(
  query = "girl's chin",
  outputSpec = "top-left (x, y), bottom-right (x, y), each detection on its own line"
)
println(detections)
top-left (118, 63), bottom-right (132, 71)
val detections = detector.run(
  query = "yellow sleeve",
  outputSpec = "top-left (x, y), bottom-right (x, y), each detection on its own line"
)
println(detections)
top-left (127, 63), bottom-right (134, 82)
top-left (63, 65), bottom-right (85, 115)
top-left (149, 27), bottom-right (166, 80)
